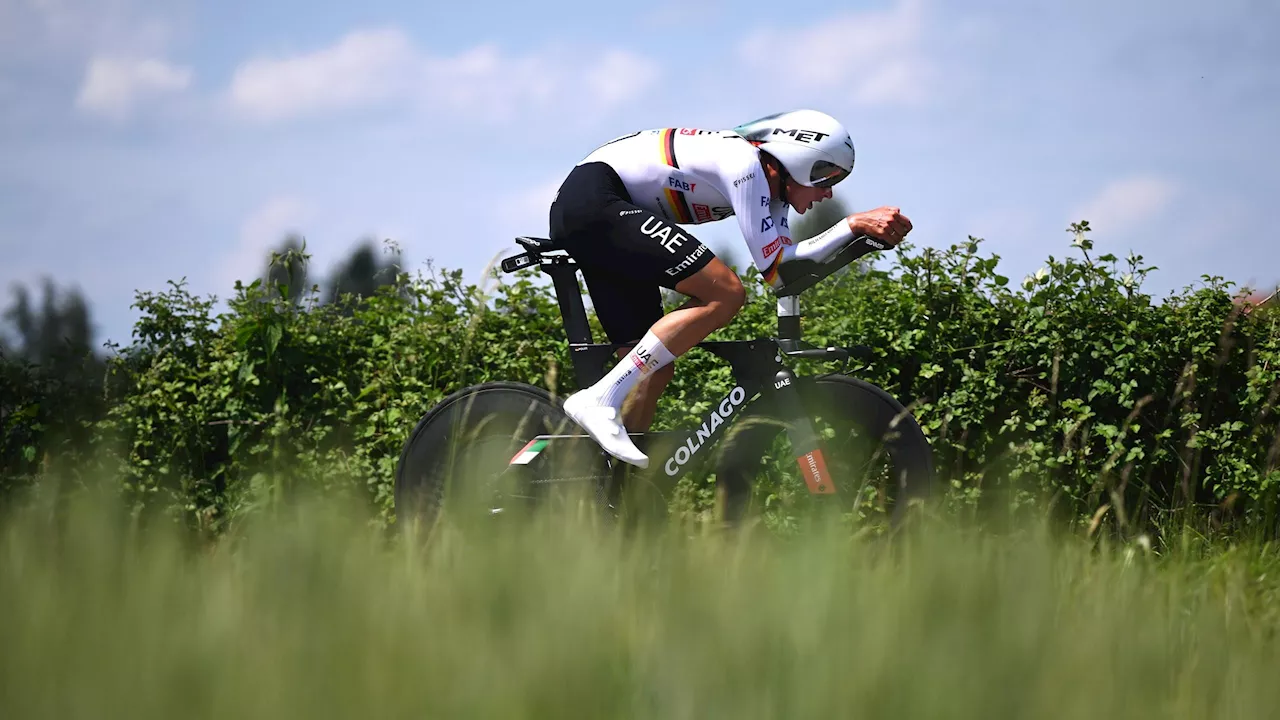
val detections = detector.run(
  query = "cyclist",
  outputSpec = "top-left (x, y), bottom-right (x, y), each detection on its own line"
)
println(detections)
top-left (550, 109), bottom-right (912, 467)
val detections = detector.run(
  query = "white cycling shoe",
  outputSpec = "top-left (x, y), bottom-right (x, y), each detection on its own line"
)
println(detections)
top-left (562, 390), bottom-right (649, 468)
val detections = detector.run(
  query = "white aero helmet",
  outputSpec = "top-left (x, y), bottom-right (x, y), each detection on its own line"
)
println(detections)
top-left (734, 109), bottom-right (855, 188)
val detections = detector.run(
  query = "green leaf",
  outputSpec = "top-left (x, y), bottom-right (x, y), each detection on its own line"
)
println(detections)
top-left (265, 323), bottom-right (283, 358)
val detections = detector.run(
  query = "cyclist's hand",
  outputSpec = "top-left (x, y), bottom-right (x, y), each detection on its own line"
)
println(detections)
top-left (848, 207), bottom-right (912, 246)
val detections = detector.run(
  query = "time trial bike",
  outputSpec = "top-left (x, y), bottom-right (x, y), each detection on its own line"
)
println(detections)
top-left (393, 233), bottom-right (935, 529)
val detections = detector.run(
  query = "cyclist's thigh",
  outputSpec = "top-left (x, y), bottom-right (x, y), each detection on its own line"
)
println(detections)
top-left (573, 212), bottom-right (715, 345)
top-left (588, 206), bottom-right (714, 291)
top-left (672, 254), bottom-right (745, 305)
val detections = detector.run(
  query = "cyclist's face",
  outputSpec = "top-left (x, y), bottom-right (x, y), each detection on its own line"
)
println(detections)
top-left (785, 178), bottom-right (833, 214)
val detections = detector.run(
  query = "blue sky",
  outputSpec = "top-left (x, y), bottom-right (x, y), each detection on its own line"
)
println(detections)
top-left (1, 0), bottom-right (1277, 348)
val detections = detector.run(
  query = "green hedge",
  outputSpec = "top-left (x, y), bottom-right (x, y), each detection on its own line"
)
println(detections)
top-left (4, 224), bottom-right (1278, 537)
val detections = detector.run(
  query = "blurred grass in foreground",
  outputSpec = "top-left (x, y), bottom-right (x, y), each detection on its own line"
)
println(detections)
top-left (2, 488), bottom-right (1279, 720)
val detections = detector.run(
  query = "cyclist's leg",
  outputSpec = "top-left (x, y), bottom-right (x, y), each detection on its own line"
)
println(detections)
top-left (622, 363), bottom-right (674, 431)
top-left (551, 162), bottom-right (744, 465)
top-left (581, 261), bottom-right (744, 433)
top-left (620, 263), bottom-right (744, 429)
top-left (653, 258), bottom-right (745, 354)
top-left (567, 248), bottom-right (743, 466)
top-left (576, 265), bottom-right (667, 431)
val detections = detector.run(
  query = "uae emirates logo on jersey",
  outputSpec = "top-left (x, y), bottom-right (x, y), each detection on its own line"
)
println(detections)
top-left (761, 236), bottom-right (793, 258)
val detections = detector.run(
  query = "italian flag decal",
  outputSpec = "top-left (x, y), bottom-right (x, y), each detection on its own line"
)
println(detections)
top-left (510, 439), bottom-right (549, 465)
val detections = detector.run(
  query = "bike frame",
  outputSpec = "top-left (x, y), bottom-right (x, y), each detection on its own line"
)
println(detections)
top-left (500, 234), bottom-right (887, 494)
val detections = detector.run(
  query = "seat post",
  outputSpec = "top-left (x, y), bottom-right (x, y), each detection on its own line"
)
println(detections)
top-left (542, 260), bottom-right (593, 345)
top-left (777, 296), bottom-right (801, 340)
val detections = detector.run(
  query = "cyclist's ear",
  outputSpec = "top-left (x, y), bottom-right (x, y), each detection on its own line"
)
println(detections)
top-left (758, 150), bottom-right (783, 179)
top-left (759, 152), bottom-right (787, 201)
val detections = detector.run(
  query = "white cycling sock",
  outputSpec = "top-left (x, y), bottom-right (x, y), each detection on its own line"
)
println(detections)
top-left (585, 329), bottom-right (676, 409)
top-left (781, 218), bottom-right (855, 265)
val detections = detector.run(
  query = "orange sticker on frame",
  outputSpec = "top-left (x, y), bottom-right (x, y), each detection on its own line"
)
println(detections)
top-left (797, 449), bottom-right (836, 494)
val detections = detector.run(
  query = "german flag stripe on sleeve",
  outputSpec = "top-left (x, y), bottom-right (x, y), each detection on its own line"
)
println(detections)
top-left (762, 253), bottom-right (783, 286)
top-left (664, 188), bottom-right (694, 224)
top-left (660, 128), bottom-right (678, 168)
top-left (658, 129), bottom-right (692, 222)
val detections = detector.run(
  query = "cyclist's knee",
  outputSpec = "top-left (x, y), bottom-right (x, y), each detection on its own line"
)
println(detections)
top-left (707, 272), bottom-right (745, 327)
top-left (721, 274), bottom-right (746, 314)
top-left (680, 258), bottom-right (745, 327)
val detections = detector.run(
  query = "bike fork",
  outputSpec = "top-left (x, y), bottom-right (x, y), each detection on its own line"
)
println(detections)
top-left (771, 368), bottom-right (836, 495)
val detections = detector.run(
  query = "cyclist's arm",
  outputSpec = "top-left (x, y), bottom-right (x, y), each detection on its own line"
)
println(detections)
top-left (784, 207), bottom-right (911, 265)
top-left (780, 216), bottom-right (856, 266)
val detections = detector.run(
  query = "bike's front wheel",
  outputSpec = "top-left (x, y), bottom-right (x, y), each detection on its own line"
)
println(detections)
top-left (715, 374), bottom-right (934, 532)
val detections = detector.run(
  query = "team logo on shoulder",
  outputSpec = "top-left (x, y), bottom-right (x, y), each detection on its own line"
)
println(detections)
top-left (667, 177), bottom-right (697, 192)
top-left (693, 203), bottom-right (712, 222)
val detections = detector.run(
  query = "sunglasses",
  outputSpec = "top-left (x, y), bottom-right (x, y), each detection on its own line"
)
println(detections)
top-left (809, 161), bottom-right (850, 188)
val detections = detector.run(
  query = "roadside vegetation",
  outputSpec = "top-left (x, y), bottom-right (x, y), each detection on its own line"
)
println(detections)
top-left (2, 223), bottom-right (1278, 717)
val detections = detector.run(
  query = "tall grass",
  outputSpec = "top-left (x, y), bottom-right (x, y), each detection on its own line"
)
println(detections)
top-left (2, 487), bottom-right (1278, 719)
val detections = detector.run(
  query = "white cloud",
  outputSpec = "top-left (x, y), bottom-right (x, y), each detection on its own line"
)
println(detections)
top-left (422, 44), bottom-right (560, 119)
top-left (226, 27), bottom-right (661, 124)
top-left (423, 45), bottom-right (657, 121)
top-left (738, 0), bottom-right (934, 107)
top-left (75, 55), bottom-right (191, 120)
top-left (583, 50), bottom-right (661, 114)
top-left (1, 0), bottom-right (176, 62)
top-left (1072, 176), bottom-right (1180, 236)
top-left (228, 28), bottom-right (417, 123)
top-left (222, 196), bottom-right (311, 288)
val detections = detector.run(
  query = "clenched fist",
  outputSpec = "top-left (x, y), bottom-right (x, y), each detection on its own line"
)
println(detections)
top-left (847, 207), bottom-right (913, 246)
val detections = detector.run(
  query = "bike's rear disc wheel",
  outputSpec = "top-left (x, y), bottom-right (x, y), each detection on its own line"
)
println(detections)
top-left (393, 382), bottom-right (606, 529)
top-left (716, 375), bottom-right (934, 532)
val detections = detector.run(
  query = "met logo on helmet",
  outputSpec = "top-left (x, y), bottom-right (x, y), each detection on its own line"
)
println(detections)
top-left (771, 128), bottom-right (829, 144)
